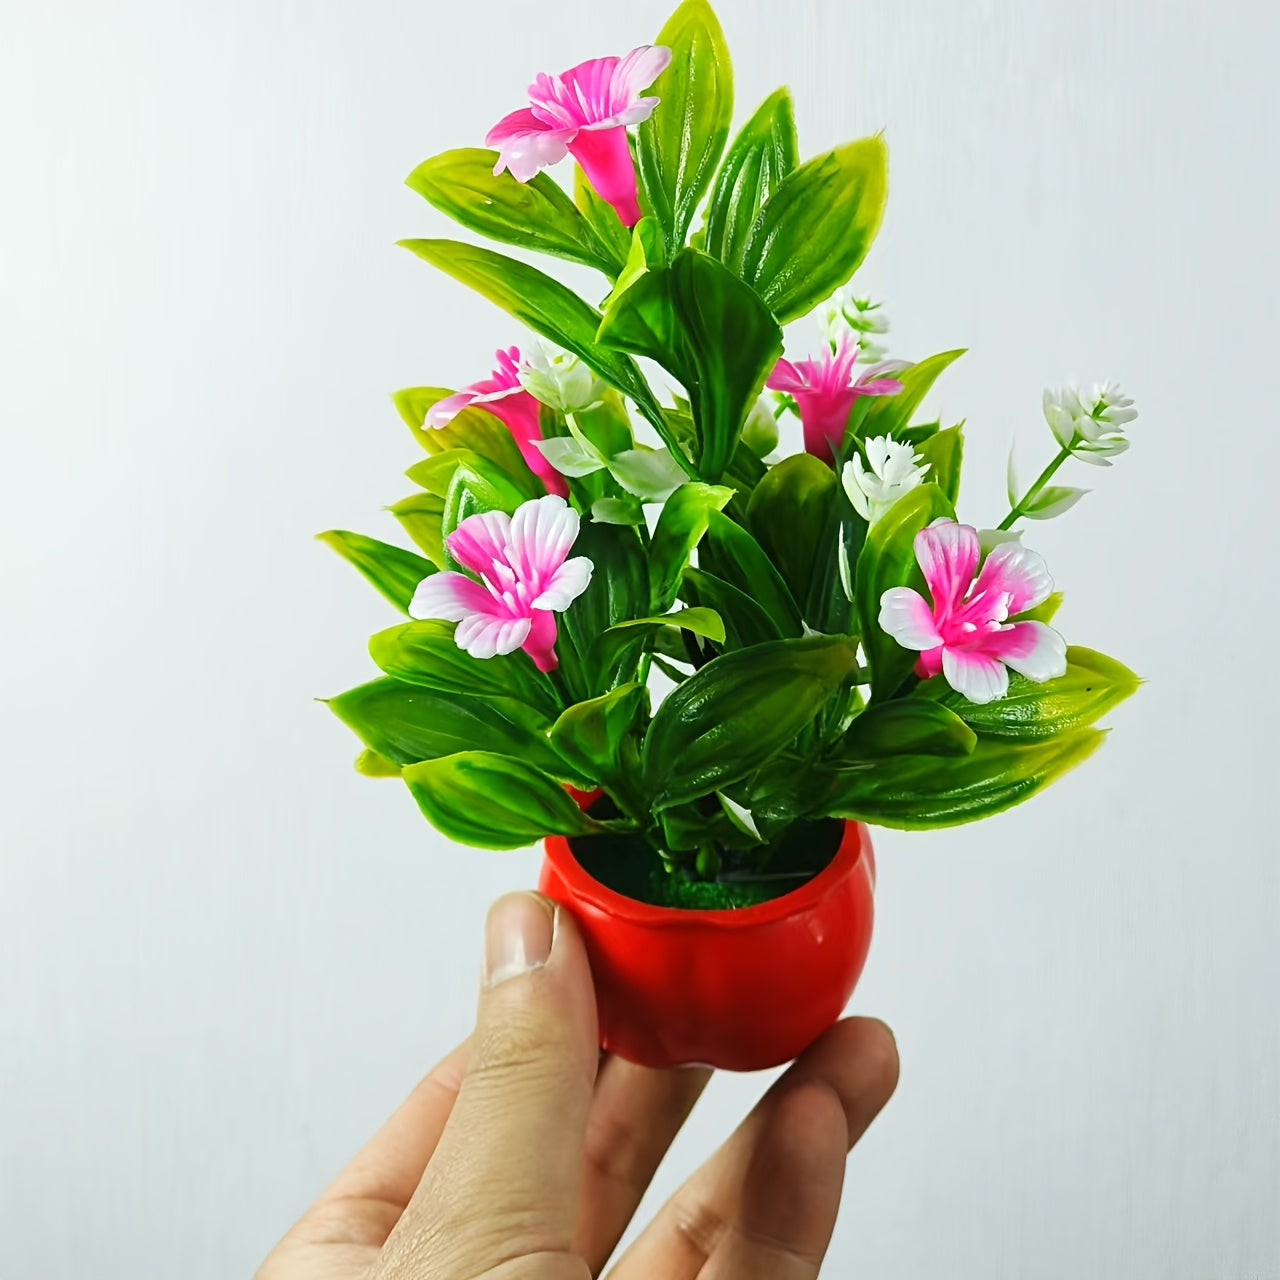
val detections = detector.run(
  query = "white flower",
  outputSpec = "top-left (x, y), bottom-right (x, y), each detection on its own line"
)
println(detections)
top-left (517, 339), bottom-right (603, 414)
top-left (841, 435), bottom-right (930, 522)
top-left (818, 288), bottom-right (891, 361)
top-left (1042, 380), bottom-right (1137, 465)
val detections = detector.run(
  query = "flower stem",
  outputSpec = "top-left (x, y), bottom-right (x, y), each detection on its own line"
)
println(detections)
top-left (998, 443), bottom-right (1072, 530)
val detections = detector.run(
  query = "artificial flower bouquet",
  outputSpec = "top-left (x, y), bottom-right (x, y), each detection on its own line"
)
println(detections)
top-left (322, 0), bottom-right (1139, 1069)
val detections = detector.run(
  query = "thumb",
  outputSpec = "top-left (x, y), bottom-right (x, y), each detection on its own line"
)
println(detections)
top-left (377, 892), bottom-right (599, 1279)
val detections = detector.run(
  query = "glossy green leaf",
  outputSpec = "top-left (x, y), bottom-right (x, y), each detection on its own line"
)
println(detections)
top-left (648, 482), bottom-right (734, 612)
top-left (745, 453), bottom-right (838, 613)
top-left (599, 250), bottom-right (782, 482)
top-left (701, 510), bottom-right (803, 636)
top-left (838, 700), bottom-right (977, 760)
top-left (559, 520), bottom-right (649, 695)
top-left (704, 86), bottom-right (798, 269)
top-left (368, 620), bottom-right (563, 721)
top-left (399, 238), bottom-right (691, 471)
top-left (589, 605), bottom-right (726, 688)
top-left (680, 567), bottom-right (782, 650)
top-left (861, 349), bottom-right (965, 441)
top-left (317, 530), bottom-right (434, 614)
top-left (326, 678), bottom-right (564, 774)
top-left (643, 634), bottom-right (860, 808)
top-left (605, 606), bottom-right (726, 643)
top-left (821, 729), bottom-right (1106, 829)
top-left (738, 136), bottom-right (887, 323)
top-left (407, 148), bottom-right (620, 275)
top-left (387, 492), bottom-right (447, 568)
top-left (408, 403), bottom-right (543, 491)
top-left (549, 683), bottom-right (649, 802)
top-left (403, 751), bottom-right (600, 849)
top-left (636, 0), bottom-right (733, 250)
top-left (854, 483), bottom-right (956, 701)
top-left (574, 165), bottom-right (632, 274)
top-left (917, 646), bottom-right (1140, 741)
top-left (442, 461), bottom-right (529, 546)
top-left (391, 385), bottom-right (453, 451)
top-left (916, 424), bottom-right (965, 507)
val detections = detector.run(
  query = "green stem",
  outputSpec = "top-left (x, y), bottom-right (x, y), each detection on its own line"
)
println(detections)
top-left (998, 444), bottom-right (1072, 530)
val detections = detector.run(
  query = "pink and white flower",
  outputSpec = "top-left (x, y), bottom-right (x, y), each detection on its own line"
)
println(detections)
top-left (408, 495), bottom-right (592, 672)
top-left (878, 519), bottom-right (1067, 704)
top-left (426, 347), bottom-right (569, 498)
top-left (485, 45), bottom-right (672, 228)
top-left (766, 332), bottom-right (909, 465)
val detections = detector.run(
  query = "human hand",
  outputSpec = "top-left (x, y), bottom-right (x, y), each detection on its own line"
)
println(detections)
top-left (256, 891), bottom-right (898, 1279)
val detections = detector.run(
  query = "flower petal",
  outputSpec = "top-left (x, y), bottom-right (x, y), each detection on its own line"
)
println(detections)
top-left (985, 621), bottom-right (1067, 683)
top-left (531, 555), bottom-right (594, 612)
top-left (878, 587), bottom-right (943, 651)
top-left (456, 612), bottom-right (532, 660)
top-left (423, 391), bottom-right (474, 429)
top-left (521, 609), bottom-right (560, 672)
top-left (611, 44), bottom-right (672, 109)
top-left (914, 519), bottom-right (981, 616)
top-left (765, 358), bottom-right (806, 394)
top-left (507, 494), bottom-right (578, 586)
top-left (975, 540), bottom-right (1054, 615)
top-left (446, 509), bottom-right (513, 577)
top-left (408, 571), bottom-right (496, 623)
top-left (485, 108), bottom-right (573, 181)
top-left (942, 647), bottom-right (1009, 704)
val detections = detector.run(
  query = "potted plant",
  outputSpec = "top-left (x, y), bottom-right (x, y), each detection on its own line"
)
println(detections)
top-left (321, 0), bottom-right (1140, 1071)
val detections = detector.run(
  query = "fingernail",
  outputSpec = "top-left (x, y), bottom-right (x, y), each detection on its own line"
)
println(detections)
top-left (483, 893), bottom-right (556, 988)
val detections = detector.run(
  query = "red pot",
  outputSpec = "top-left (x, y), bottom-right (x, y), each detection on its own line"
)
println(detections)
top-left (537, 820), bottom-right (876, 1071)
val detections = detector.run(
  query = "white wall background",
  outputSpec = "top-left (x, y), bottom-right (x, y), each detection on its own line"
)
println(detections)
top-left (2, 0), bottom-right (1277, 1275)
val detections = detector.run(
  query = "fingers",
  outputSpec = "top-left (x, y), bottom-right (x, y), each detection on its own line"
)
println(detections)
top-left (574, 1055), bottom-right (713, 1274)
top-left (261, 1038), bottom-right (471, 1260)
top-left (607, 1017), bottom-right (899, 1280)
top-left (700, 1081), bottom-right (848, 1280)
top-left (377, 892), bottom-right (600, 1279)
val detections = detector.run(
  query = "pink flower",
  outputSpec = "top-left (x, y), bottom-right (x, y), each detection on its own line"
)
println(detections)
top-left (766, 333), bottom-right (908, 465)
top-left (426, 347), bottom-right (569, 498)
top-left (878, 519), bottom-right (1067, 704)
top-left (408, 495), bottom-right (593, 672)
top-left (485, 45), bottom-right (672, 228)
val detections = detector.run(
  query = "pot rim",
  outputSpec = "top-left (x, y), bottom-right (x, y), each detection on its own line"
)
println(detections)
top-left (542, 819), bottom-right (872, 931)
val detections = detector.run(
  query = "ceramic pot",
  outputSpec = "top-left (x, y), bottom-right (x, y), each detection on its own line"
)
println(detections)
top-left (537, 820), bottom-right (876, 1071)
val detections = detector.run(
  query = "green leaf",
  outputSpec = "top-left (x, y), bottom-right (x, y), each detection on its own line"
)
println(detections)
top-left (317, 530), bottom-right (433, 614)
top-left (1024, 485), bottom-right (1089, 520)
top-left (442, 462), bottom-right (530, 547)
top-left (837, 700), bottom-right (976, 760)
top-left (1019, 591), bottom-right (1064, 624)
top-left (861, 349), bottom-right (965, 441)
top-left (407, 148), bottom-right (621, 275)
top-left (368, 620), bottom-right (563, 721)
top-left (392, 385), bottom-right (453, 451)
top-left (406, 446), bottom-right (540, 503)
top-left (648, 481), bottom-right (734, 612)
top-left (387, 492), bottom-right (447, 568)
top-left (327, 678), bottom-right (564, 773)
top-left (643, 634), bottom-right (860, 808)
top-left (853, 483), bottom-right (956, 701)
top-left (738, 136), bottom-right (888, 323)
top-left (680, 567), bottom-right (782, 650)
top-left (916, 424), bottom-right (965, 507)
top-left (636, 0), bottom-right (733, 250)
top-left (399, 238), bottom-right (691, 471)
top-left (574, 165), bottom-right (633, 273)
top-left (354, 748), bottom-right (401, 778)
top-left (559, 520), bottom-right (649, 695)
top-left (917, 646), bottom-right (1140, 741)
top-left (403, 752), bottom-right (599, 849)
top-left (744, 453), bottom-right (838, 614)
top-left (700, 510), bottom-right (803, 637)
top-left (409, 403), bottom-right (544, 492)
top-left (549, 683), bottom-right (650, 801)
top-left (704, 87), bottom-right (799, 270)
top-left (821, 729), bottom-right (1106, 829)
top-left (598, 249), bottom-right (782, 483)
top-left (605, 606), bottom-right (726, 644)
